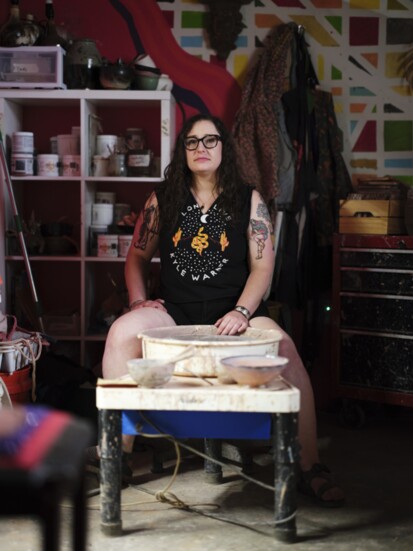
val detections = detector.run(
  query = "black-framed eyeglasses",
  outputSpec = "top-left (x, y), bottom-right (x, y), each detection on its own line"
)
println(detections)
top-left (183, 134), bottom-right (222, 151)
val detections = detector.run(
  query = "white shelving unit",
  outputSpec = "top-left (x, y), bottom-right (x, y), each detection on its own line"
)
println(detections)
top-left (0, 89), bottom-right (175, 368)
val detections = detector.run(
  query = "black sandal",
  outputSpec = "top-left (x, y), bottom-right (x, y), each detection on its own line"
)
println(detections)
top-left (298, 463), bottom-right (345, 508)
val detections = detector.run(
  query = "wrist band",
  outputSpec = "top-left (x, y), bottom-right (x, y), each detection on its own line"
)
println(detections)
top-left (234, 305), bottom-right (251, 320)
top-left (129, 299), bottom-right (145, 310)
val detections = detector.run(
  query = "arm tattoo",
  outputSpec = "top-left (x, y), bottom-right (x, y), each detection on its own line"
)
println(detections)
top-left (134, 205), bottom-right (160, 250)
top-left (256, 200), bottom-right (275, 251)
top-left (250, 218), bottom-right (269, 260)
top-left (256, 201), bottom-right (271, 223)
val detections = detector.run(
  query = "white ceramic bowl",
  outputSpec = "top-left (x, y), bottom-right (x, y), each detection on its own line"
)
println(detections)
top-left (127, 358), bottom-right (174, 388)
top-left (219, 355), bottom-right (289, 387)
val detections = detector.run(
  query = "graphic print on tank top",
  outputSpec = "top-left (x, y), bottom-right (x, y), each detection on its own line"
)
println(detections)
top-left (170, 198), bottom-right (232, 283)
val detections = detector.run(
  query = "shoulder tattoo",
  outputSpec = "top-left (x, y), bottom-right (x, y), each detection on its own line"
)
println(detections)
top-left (134, 204), bottom-right (160, 250)
top-left (256, 201), bottom-right (271, 223)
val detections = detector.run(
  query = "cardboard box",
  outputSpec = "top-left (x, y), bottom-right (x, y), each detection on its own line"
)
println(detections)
top-left (339, 199), bottom-right (406, 235)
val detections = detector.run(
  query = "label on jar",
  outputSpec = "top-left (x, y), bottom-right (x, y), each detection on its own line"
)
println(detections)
top-left (11, 154), bottom-right (34, 176)
top-left (127, 153), bottom-right (151, 168)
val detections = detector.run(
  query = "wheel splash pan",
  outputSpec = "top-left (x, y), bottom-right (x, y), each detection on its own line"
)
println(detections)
top-left (138, 325), bottom-right (282, 378)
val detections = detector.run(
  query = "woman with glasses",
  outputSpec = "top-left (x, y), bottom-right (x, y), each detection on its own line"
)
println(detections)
top-left (96, 113), bottom-right (344, 507)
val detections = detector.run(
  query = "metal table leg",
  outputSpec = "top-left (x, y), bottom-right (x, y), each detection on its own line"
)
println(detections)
top-left (204, 438), bottom-right (223, 484)
top-left (273, 412), bottom-right (299, 543)
top-left (99, 409), bottom-right (122, 536)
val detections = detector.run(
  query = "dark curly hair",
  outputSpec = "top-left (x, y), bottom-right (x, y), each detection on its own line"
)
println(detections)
top-left (157, 113), bottom-right (249, 230)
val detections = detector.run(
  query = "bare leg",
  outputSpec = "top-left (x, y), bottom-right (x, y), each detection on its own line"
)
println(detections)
top-left (102, 307), bottom-right (176, 452)
top-left (250, 317), bottom-right (344, 503)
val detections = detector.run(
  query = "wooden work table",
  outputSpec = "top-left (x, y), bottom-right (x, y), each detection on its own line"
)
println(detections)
top-left (96, 375), bottom-right (300, 543)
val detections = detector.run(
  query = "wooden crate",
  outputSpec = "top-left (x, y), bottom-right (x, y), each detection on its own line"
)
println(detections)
top-left (339, 199), bottom-right (406, 234)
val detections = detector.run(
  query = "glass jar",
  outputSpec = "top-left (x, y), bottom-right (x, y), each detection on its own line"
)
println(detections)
top-left (125, 128), bottom-right (146, 150)
top-left (0, 1), bottom-right (39, 47)
top-left (65, 38), bottom-right (102, 89)
top-left (126, 148), bottom-right (153, 177)
top-left (108, 154), bottom-right (127, 177)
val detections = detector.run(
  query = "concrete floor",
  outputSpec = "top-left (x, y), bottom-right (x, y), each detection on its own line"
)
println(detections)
top-left (1, 405), bottom-right (413, 551)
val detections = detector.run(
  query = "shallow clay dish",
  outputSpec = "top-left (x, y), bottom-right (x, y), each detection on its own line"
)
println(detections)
top-left (219, 355), bottom-right (289, 387)
top-left (127, 358), bottom-right (174, 388)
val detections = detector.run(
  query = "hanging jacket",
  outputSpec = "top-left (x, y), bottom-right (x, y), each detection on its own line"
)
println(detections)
top-left (232, 23), bottom-right (297, 213)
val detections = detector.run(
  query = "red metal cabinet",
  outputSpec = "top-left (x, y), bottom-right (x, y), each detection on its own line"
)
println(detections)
top-left (332, 234), bottom-right (413, 410)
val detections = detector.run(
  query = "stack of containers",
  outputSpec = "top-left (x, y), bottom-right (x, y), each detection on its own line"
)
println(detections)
top-left (11, 131), bottom-right (34, 176)
top-left (96, 233), bottom-right (133, 258)
top-left (93, 135), bottom-right (119, 177)
top-left (89, 191), bottom-right (134, 257)
top-left (62, 126), bottom-right (81, 176)
top-left (90, 191), bottom-right (115, 256)
top-left (48, 126), bottom-right (81, 177)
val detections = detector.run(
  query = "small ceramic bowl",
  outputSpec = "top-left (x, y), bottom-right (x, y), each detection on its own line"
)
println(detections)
top-left (219, 355), bottom-right (289, 387)
top-left (126, 358), bottom-right (174, 388)
top-left (133, 72), bottom-right (159, 90)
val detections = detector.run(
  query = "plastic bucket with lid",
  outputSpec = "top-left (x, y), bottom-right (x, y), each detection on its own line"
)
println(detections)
top-left (11, 153), bottom-right (33, 176)
top-left (12, 131), bottom-right (34, 153)
top-left (97, 234), bottom-right (118, 257)
top-left (92, 203), bottom-right (114, 225)
top-left (38, 154), bottom-right (59, 177)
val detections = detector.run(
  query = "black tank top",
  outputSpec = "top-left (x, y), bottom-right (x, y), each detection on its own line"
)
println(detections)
top-left (157, 185), bottom-right (253, 303)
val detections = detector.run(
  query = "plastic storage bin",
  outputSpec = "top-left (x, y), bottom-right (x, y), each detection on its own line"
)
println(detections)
top-left (0, 46), bottom-right (66, 89)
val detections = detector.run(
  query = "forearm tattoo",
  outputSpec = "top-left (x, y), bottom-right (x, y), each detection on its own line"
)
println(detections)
top-left (250, 200), bottom-right (274, 259)
top-left (134, 205), bottom-right (160, 250)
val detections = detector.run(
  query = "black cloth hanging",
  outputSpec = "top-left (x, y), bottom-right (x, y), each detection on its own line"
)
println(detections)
top-left (274, 27), bottom-right (319, 308)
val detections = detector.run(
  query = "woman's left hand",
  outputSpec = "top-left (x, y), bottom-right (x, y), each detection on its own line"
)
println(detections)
top-left (215, 310), bottom-right (249, 335)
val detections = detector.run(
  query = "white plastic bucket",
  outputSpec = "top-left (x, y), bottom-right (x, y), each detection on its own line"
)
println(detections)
top-left (62, 154), bottom-right (80, 176)
top-left (97, 234), bottom-right (118, 257)
top-left (96, 134), bottom-right (118, 158)
top-left (57, 134), bottom-right (80, 156)
top-left (118, 234), bottom-right (133, 257)
top-left (37, 154), bottom-right (59, 177)
top-left (92, 203), bottom-right (114, 225)
top-left (95, 191), bottom-right (116, 204)
top-left (12, 131), bottom-right (34, 153)
top-left (11, 153), bottom-right (33, 176)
